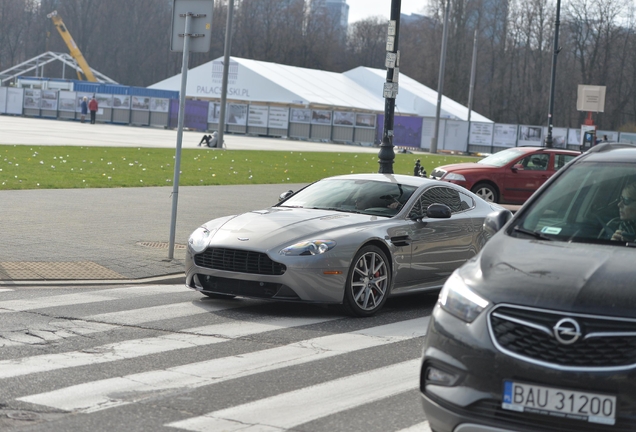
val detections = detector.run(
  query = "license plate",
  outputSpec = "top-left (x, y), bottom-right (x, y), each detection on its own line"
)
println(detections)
top-left (502, 381), bottom-right (617, 425)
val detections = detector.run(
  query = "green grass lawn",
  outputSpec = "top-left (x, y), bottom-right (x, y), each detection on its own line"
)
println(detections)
top-left (0, 145), bottom-right (479, 190)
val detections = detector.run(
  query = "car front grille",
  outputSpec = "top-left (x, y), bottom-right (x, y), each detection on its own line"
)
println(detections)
top-left (430, 168), bottom-right (446, 180)
top-left (194, 248), bottom-right (286, 275)
top-left (489, 305), bottom-right (636, 369)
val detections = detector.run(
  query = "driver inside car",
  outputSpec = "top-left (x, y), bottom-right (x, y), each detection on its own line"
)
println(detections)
top-left (610, 182), bottom-right (636, 242)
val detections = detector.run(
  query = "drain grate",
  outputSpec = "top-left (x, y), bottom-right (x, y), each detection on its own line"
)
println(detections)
top-left (137, 241), bottom-right (186, 250)
top-left (0, 262), bottom-right (125, 280)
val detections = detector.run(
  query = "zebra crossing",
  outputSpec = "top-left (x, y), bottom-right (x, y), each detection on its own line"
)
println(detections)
top-left (0, 284), bottom-right (434, 431)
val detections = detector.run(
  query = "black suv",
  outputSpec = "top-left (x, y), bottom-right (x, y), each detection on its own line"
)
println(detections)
top-left (420, 143), bottom-right (636, 432)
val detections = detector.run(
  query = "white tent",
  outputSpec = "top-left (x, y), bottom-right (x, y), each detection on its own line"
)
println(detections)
top-left (344, 67), bottom-right (492, 123)
top-left (149, 56), bottom-right (492, 122)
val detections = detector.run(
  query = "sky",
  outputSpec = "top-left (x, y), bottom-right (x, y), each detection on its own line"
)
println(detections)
top-left (346, 0), bottom-right (428, 24)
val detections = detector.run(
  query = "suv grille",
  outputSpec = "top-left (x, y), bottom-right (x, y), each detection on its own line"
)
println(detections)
top-left (194, 248), bottom-right (286, 275)
top-left (489, 305), bottom-right (636, 369)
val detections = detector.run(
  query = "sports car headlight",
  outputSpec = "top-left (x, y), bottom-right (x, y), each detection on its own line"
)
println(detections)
top-left (439, 273), bottom-right (489, 323)
top-left (188, 227), bottom-right (214, 253)
top-left (279, 240), bottom-right (336, 256)
top-left (443, 172), bottom-right (466, 181)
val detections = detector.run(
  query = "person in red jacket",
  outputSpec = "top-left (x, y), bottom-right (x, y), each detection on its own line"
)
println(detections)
top-left (88, 96), bottom-right (99, 124)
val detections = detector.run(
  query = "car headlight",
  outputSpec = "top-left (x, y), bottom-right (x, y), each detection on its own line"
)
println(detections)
top-left (188, 227), bottom-right (214, 253)
top-left (443, 172), bottom-right (466, 181)
top-left (279, 240), bottom-right (336, 256)
top-left (439, 273), bottom-right (489, 322)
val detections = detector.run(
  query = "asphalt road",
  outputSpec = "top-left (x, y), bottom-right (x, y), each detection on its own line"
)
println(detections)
top-left (0, 283), bottom-right (436, 432)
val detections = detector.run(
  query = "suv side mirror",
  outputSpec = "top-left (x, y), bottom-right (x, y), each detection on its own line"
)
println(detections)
top-left (426, 203), bottom-right (452, 219)
top-left (279, 190), bottom-right (294, 202)
top-left (483, 210), bottom-right (513, 237)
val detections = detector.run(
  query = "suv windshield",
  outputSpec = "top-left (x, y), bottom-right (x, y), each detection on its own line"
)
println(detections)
top-left (511, 161), bottom-right (636, 245)
top-left (477, 148), bottom-right (526, 167)
top-left (280, 179), bottom-right (417, 217)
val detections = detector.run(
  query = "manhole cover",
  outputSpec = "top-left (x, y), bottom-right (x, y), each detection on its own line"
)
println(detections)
top-left (137, 242), bottom-right (186, 250)
top-left (7, 411), bottom-right (40, 421)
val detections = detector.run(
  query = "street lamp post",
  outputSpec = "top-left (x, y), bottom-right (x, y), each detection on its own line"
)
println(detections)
top-left (430, 0), bottom-right (451, 154)
top-left (545, 0), bottom-right (561, 148)
top-left (378, 0), bottom-right (401, 174)
top-left (218, 0), bottom-right (235, 149)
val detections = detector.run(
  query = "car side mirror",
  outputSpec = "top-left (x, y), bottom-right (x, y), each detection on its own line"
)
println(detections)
top-left (279, 190), bottom-right (294, 202)
top-left (512, 164), bottom-right (523, 172)
top-left (426, 203), bottom-right (452, 219)
top-left (483, 209), bottom-right (513, 237)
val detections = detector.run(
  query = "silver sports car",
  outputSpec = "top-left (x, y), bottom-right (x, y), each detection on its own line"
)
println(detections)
top-left (185, 173), bottom-right (509, 316)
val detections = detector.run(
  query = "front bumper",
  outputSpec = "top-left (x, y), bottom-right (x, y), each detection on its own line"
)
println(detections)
top-left (420, 305), bottom-right (636, 432)
top-left (185, 248), bottom-right (348, 304)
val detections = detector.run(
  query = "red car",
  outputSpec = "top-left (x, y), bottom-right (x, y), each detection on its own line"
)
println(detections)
top-left (429, 147), bottom-right (580, 204)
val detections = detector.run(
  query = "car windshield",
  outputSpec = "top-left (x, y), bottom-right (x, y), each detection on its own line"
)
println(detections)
top-left (510, 161), bottom-right (636, 245)
top-left (279, 178), bottom-right (418, 217)
top-left (477, 148), bottom-right (526, 167)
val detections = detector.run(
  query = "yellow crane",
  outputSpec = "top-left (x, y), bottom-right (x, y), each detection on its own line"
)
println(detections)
top-left (46, 10), bottom-right (97, 82)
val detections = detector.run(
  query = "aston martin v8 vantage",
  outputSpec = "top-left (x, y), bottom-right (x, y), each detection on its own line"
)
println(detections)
top-left (185, 173), bottom-right (508, 316)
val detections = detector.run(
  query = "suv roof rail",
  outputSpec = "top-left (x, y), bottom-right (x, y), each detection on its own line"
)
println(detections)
top-left (587, 142), bottom-right (636, 153)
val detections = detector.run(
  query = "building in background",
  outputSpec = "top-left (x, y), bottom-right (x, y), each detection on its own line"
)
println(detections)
top-left (312, 0), bottom-right (349, 36)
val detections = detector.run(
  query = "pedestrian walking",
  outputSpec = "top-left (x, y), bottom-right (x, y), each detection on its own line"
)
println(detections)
top-left (88, 96), bottom-right (98, 124)
top-left (80, 97), bottom-right (88, 123)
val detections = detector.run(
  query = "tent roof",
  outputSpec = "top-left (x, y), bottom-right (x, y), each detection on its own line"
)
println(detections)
top-left (149, 56), bottom-right (492, 122)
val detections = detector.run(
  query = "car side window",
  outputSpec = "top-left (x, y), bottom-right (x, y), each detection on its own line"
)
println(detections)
top-left (458, 191), bottom-right (474, 211)
top-left (408, 186), bottom-right (464, 218)
top-left (518, 154), bottom-right (550, 171)
top-left (554, 154), bottom-right (576, 171)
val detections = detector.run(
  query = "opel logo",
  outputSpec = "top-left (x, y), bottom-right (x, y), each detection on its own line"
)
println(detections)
top-left (237, 237), bottom-right (249, 241)
top-left (553, 318), bottom-right (582, 345)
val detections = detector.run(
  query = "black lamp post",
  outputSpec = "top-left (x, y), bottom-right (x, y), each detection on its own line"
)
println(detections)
top-left (378, 0), bottom-right (401, 174)
top-left (545, 0), bottom-right (561, 148)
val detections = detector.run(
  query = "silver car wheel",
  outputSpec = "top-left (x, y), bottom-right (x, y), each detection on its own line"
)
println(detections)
top-left (472, 183), bottom-right (498, 203)
top-left (343, 245), bottom-right (390, 316)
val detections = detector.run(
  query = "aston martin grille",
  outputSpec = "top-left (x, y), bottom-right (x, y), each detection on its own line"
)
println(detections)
top-left (489, 306), bottom-right (636, 369)
top-left (194, 248), bottom-right (286, 275)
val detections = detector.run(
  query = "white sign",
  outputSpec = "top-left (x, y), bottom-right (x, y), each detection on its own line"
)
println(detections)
top-left (96, 93), bottom-right (114, 109)
top-left (0, 87), bottom-right (6, 114)
top-left (268, 107), bottom-right (289, 129)
top-left (577, 85), bottom-right (606, 112)
top-left (542, 127), bottom-right (568, 148)
top-left (248, 105), bottom-right (269, 127)
top-left (113, 95), bottom-right (131, 109)
top-left (59, 91), bottom-right (76, 112)
top-left (469, 122), bottom-right (494, 146)
top-left (443, 120), bottom-right (469, 152)
top-left (227, 103), bottom-right (247, 125)
top-left (493, 124), bottom-right (517, 148)
top-left (150, 97), bottom-right (170, 113)
top-left (208, 102), bottom-right (221, 123)
top-left (356, 113), bottom-right (376, 129)
top-left (567, 128), bottom-right (581, 146)
top-left (311, 109), bottom-right (332, 125)
top-left (132, 96), bottom-right (151, 111)
top-left (619, 132), bottom-right (636, 144)
top-left (6, 88), bottom-right (23, 114)
top-left (333, 111), bottom-right (355, 127)
top-left (40, 90), bottom-right (58, 110)
top-left (23, 89), bottom-right (41, 109)
top-left (290, 108), bottom-right (311, 124)
top-left (518, 125), bottom-right (543, 146)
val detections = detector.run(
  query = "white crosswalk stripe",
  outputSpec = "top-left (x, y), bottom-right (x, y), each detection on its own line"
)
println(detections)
top-left (0, 316), bottom-right (340, 379)
top-left (4, 285), bottom-right (433, 431)
top-left (18, 317), bottom-right (429, 413)
top-left (167, 359), bottom-right (420, 431)
top-left (0, 285), bottom-right (184, 312)
top-left (0, 288), bottom-right (14, 293)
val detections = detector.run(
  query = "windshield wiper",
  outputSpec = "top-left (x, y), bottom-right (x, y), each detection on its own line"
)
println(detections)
top-left (309, 206), bottom-right (363, 214)
top-left (513, 226), bottom-right (552, 240)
